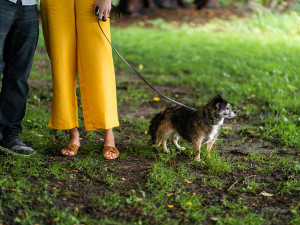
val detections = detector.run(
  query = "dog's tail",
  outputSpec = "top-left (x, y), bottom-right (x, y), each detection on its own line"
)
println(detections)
top-left (149, 112), bottom-right (164, 144)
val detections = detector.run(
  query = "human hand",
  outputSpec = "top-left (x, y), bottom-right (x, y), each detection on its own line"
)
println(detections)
top-left (95, 0), bottom-right (111, 21)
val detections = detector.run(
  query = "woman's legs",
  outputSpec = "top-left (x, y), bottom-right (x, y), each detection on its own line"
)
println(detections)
top-left (42, 0), bottom-right (119, 158)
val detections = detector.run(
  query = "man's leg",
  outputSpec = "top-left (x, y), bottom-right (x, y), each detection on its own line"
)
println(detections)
top-left (0, 0), bottom-right (17, 141)
top-left (0, 1), bottom-right (39, 156)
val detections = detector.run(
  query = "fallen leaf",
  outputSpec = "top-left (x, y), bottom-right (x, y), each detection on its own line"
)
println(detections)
top-left (185, 202), bottom-right (193, 206)
top-left (210, 217), bottom-right (218, 221)
top-left (144, 131), bottom-right (148, 135)
top-left (136, 197), bottom-right (142, 201)
top-left (260, 191), bottom-right (273, 197)
top-left (169, 160), bottom-right (175, 164)
top-left (184, 179), bottom-right (192, 184)
top-left (168, 205), bottom-right (174, 208)
top-left (71, 170), bottom-right (78, 173)
top-left (167, 193), bottom-right (174, 197)
top-left (222, 126), bottom-right (234, 132)
top-left (120, 177), bottom-right (126, 181)
top-left (153, 97), bottom-right (160, 102)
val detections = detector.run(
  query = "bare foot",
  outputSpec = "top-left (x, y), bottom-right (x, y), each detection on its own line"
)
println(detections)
top-left (61, 128), bottom-right (80, 156)
top-left (103, 129), bottom-right (118, 159)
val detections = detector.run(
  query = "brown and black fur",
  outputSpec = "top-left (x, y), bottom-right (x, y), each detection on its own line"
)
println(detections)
top-left (149, 94), bottom-right (236, 161)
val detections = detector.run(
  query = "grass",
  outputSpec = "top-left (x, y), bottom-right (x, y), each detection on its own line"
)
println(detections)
top-left (0, 11), bottom-right (299, 224)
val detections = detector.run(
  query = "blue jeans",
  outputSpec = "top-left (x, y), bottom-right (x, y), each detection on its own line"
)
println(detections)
top-left (0, 0), bottom-right (39, 141)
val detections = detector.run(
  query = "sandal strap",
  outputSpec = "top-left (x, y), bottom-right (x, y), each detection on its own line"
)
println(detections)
top-left (61, 144), bottom-right (79, 156)
top-left (102, 146), bottom-right (119, 158)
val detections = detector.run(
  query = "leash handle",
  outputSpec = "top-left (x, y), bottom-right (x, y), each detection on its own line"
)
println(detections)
top-left (96, 19), bottom-right (196, 111)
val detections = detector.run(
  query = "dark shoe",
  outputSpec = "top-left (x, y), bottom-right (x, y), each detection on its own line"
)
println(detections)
top-left (0, 137), bottom-right (36, 156)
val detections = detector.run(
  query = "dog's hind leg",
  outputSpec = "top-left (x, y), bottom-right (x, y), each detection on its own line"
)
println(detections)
top-left (162, 131), bottom-right (173, 154)
top-left (154, 128), bottom-right (173, 154)
top-left (172, 133), bottom-right (186, 151)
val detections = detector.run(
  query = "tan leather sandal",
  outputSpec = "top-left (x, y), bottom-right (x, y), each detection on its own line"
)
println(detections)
top-left (61, 144), bottom-right (79, 156)
top-left (102, 146), bottom-right (119, 159)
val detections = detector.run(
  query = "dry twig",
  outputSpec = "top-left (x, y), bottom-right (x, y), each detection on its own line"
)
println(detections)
top-left (227, 175), bottom-right (256, 192)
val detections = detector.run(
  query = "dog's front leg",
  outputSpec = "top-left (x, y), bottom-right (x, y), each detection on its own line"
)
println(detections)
top-left (192, 138), bottom-right (202, 161)
top-left (206, 138), bottom-right (216, 158)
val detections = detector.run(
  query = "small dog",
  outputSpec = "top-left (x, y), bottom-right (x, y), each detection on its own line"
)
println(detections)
top-left (149, 94), bottom-right (236, 161)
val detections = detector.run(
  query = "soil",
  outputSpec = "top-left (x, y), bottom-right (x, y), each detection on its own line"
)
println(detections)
top-left (20, 76), bottom-right (299, 224)
top-left (111, 4), bottom-right (243, 27)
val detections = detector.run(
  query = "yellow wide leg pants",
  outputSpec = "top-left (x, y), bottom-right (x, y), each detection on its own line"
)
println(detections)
top-left (41, 0), bottom-right (119, 130)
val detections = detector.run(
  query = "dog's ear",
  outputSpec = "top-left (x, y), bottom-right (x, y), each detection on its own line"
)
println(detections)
top-left (216, 93), bottom-right (223, 99)
top-left (211, 93), bottom-right (226, 110)
top-left (211, 93), bottom-right (222, 103)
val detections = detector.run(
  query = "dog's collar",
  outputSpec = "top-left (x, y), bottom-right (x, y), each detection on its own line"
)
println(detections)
top-left (204, 117), bottom-right (213, 125)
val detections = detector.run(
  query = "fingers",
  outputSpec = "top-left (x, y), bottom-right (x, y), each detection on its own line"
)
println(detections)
top-left (103, 10), bottom-right (109, 21)
top-left (100, 9), bottom-right (111, 21)
top-left (97, 8), bottom-right (104, 20)
top-left (94, 0), bottom-right (111, 21)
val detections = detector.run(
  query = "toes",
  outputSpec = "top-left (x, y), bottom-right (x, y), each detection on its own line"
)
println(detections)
top-left (61, 150), bottom-right (75, 156)
top-left (104, 152), bottom-right (117, 159)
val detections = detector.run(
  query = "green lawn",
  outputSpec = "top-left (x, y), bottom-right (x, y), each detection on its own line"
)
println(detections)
top-left (0, 11), bottom-right (299, 224)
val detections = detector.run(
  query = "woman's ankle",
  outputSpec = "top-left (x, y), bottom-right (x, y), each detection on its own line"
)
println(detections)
top-left (104, 129), bottom-right (115, 147)
top-left (68, 128), bottom-right (80, 146)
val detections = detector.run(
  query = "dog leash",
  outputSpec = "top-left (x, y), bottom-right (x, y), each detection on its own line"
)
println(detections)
top-left (95, 6), bottom-right (197, 111)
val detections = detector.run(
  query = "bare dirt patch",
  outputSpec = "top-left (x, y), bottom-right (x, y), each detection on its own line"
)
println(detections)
top-left (111, 5), bottom-right (243, 28)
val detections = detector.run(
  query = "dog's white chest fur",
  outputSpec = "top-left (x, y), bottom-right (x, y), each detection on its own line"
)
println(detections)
top-left (204, 118), bottom-right (224, 144)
